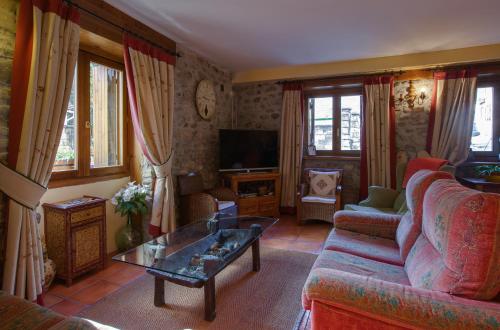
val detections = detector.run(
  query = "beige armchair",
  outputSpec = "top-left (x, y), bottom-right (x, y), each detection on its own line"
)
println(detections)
top-left (297, 168), bottom-right (343, 224)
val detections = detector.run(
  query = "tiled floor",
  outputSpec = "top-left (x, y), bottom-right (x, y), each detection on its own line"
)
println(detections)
top-left (45, 214), bottom-right (331, 316)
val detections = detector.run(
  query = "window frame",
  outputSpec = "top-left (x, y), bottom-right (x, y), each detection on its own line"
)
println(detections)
top-left (470, 76), bottom-right (500, 162)
top-left (50, 49), bottom-right (130, 186)
top-left (305, 86), bottom-right (363, 157)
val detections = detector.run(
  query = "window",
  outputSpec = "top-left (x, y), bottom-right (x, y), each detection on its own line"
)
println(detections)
top-left (52, 50), bottom-right (128, 183)
top-left (307, 89), bottom-right (362, 156)
top-left (470, 80), bottom-right (500, 160)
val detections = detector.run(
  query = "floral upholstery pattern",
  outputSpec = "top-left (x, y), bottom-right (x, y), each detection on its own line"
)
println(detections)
top-left (304, 171), bottom-right (500, 329)
top-left (0, 290), bottom-right (97, 329)
top-left (334, 210), bottom-right (401, 240)
top-left (302, 250), bottom-right (410, 309)
top-left (303, 268), bottom-right (500, 329)
top-left (324, 229), bottom-right (403, 266)
top-left (396, 170), bottom-right (454, 260)
top-left (406, 179), bottom-right (500, 300)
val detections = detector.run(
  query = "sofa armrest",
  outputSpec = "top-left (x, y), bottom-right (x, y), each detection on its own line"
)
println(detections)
top-left (303, 268), bottom-right (500, 330)
top-left (333, 210), bottom-right (401, 239)
top-left (358, 186), bottom-right (399, 208)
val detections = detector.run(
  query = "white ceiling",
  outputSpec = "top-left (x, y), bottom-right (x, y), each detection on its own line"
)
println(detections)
top-left (105, 0), bottom-right (500, 72)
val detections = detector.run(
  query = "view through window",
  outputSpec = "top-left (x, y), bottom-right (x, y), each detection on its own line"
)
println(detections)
top-left (308, 92), bottom-right (362, 155)
top-left (471, 87), bottom-right (494, 152)
top-left (54, 72), bottom-right (77, 172)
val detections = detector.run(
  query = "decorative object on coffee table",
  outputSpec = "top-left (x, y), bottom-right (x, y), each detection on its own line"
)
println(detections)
top-left (113, 215), bottom-right (277, 321)
top-left (43, 196), bottom-right (107, 286)
top-left (112, 182), bottom-right (150, 252)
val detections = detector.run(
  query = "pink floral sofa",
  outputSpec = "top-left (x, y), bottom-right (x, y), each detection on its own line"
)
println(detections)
top-left (302, 170), bottom-right (500, 329)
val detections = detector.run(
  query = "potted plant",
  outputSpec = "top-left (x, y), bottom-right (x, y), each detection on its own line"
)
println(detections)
top-left (111, 182), bottom-right (150, 251)
top-left (474, 164), bottom-right (500, 183)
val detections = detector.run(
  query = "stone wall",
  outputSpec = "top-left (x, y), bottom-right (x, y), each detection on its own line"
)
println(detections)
top-left (0, 0), bottom-right (18, 278)
top-left (233, 82), bottom-right (282, 130)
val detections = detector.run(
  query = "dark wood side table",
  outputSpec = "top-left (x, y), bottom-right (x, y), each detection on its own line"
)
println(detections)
top-left (457, 177), bottom-right (500, 193)
top-left (43, 196), bottom-right (107, 286)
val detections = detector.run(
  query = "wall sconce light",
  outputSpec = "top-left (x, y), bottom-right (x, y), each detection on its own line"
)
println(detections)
top-left (396, 80), bottom-right (427, 110)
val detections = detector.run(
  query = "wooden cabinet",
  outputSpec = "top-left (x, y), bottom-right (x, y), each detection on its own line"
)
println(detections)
top-left (43, 196), bottom-right (107, 286)
top-left (223, 172), bottom-right (281, 217)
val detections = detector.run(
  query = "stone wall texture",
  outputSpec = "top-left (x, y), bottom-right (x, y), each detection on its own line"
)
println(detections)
top-left (0, 0), bottom-right (18, 277)
top-left (233, 82), bottom-right (282, 130)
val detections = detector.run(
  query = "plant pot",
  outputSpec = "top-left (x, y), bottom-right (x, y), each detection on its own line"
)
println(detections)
top-left (485, 174), bottom-right (500, 183)
top-left (116, 215), bottom-right (143, 252)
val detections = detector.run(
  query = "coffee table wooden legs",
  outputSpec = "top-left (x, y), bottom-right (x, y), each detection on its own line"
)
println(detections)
top-left (204, 277), bottom-right (216, 321)
top-left (154, 277), bottom-right (165, 307)
top-left (252, 238), bottom-right (260, 272)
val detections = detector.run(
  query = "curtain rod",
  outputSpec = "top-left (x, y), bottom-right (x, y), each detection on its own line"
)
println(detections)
top-left (64, 0), bottom-right (181, 58)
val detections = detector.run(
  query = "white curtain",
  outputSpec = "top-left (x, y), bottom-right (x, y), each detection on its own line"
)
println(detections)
top-left (427, 70), bottom-right (477, 165)
top-left (1, 0), bottom-right (79, 301)
top-left (279, 84), bottom-right (304, 208)
top-left (360, 76), bottom-right (396, 198)
top-left (123, 34), bottom-right (176, 236)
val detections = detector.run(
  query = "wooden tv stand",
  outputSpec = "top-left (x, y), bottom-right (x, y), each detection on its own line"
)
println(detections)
top-left (222, 172), bottom-right (281, 217)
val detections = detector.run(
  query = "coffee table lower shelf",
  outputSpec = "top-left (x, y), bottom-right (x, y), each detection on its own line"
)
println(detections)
top-left (147, 238), bottom-right (261, 321)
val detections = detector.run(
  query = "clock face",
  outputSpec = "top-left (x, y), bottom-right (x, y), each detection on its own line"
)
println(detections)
top-left (196, 80), bottom-right (216, 120)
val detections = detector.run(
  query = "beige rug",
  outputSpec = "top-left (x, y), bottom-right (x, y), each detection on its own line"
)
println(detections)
top-left (79, 247), bottom-right (317, 330)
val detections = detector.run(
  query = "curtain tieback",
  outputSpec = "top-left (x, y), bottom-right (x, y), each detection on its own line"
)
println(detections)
top-left (153, 152), bottom-right (174, 179)
top-left (0, 162), bottom-right (47, 210)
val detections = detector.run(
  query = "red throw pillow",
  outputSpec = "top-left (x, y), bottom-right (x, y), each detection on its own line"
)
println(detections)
top-left (402, 158), bottom-right (448, 188)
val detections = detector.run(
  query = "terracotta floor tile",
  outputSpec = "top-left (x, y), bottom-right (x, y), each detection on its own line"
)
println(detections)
top-left (93, 261), bottom-right (131, 279)
top-left (50, 299), bottom-right (87, 316)
top-left (70, 280), bottom-right (121, 305)
top-left (102, 266), bottom-right (145, 286)
top-left (42, 293), bottom-right (63, 307)
top-left (49, 276), bottom-right (101, 298)
top-left (289, 241), bottom-right (324, 254)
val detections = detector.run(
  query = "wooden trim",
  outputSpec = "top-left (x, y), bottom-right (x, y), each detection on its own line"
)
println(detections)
top-left (48, 172), bottom-right (129, 188)
top-left (71, 0), bottom-right (175, 54)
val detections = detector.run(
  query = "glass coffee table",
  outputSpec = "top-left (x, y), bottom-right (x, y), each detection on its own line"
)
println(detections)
top-left (113, 215), bottom-right (277, 321)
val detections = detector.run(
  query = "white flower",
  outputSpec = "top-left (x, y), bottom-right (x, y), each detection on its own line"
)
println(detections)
top-left (111, 197), bottom-right (117, 205)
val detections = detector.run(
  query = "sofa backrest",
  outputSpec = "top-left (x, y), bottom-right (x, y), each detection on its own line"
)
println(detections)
top-left (396, 170), bottom-right (454, 260)
top-left (405, 179), bottom-right (500, 300)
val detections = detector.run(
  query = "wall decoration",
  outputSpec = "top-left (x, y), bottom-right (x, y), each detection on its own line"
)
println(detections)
top-left (196, 79), bottom-right (216, 120)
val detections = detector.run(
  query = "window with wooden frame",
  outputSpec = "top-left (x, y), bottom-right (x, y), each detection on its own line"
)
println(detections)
top-left (305, 87), bottom-right (363, 156)
top-left (470, 76), bottom-right (500, 161)
top-left (51, 50), bottom-right (129, 185)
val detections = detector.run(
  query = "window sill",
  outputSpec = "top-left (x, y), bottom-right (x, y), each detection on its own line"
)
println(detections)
top-left (303, 155), bottom-right (360, 161)
top-left (48, 172), bottom-right (130, 189)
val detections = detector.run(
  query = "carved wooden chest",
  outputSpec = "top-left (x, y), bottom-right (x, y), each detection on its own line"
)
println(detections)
top-left (43, 196), bottom-right (107, 286)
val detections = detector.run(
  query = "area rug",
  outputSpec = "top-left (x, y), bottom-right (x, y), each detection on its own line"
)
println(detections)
top-left (79, 247), bottom-right (317, 330)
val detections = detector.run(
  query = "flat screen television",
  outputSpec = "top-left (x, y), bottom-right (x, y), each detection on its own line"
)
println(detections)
top-left (219, 129), bottom-right (278, 171)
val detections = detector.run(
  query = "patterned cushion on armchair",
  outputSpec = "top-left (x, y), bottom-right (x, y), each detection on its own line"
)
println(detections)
top-left (405, 179), bottom-right (500, 300)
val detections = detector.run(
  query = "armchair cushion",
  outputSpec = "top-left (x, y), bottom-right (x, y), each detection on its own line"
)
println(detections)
top-left (308, 170), bottom-right (339, 197)
top-left (344, 204), bottom-right (396, 214)
top-left (406, 179), bottom-right (500, 300)
top-left (396, 170), bottom-right (454, 261)
top-left (334, 210), bottom-right (401, 240)
top-left (303, 268), bottom-right (500, 330)
top-left (217, 200), bottom-right (236, 210)
top-left (301, 195), bottom-right (336, 204)
top-left (324, 229), bottom-right (403, 266)
top-left (357, 186), bottom-right (399, 209)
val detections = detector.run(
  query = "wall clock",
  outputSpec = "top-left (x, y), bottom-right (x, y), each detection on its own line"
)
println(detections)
top-left (196, 79), bottom-right (216, 120)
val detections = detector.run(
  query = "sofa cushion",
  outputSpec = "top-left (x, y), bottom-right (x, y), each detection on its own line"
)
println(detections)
top-left (405, 179), bottom-right (500, 300)
top-left (309, 250), bottom-right (409, 285)
top-left (396, 170), bottom-right (454, 261)
top-left (324, 229), bottom-right (403, 266)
